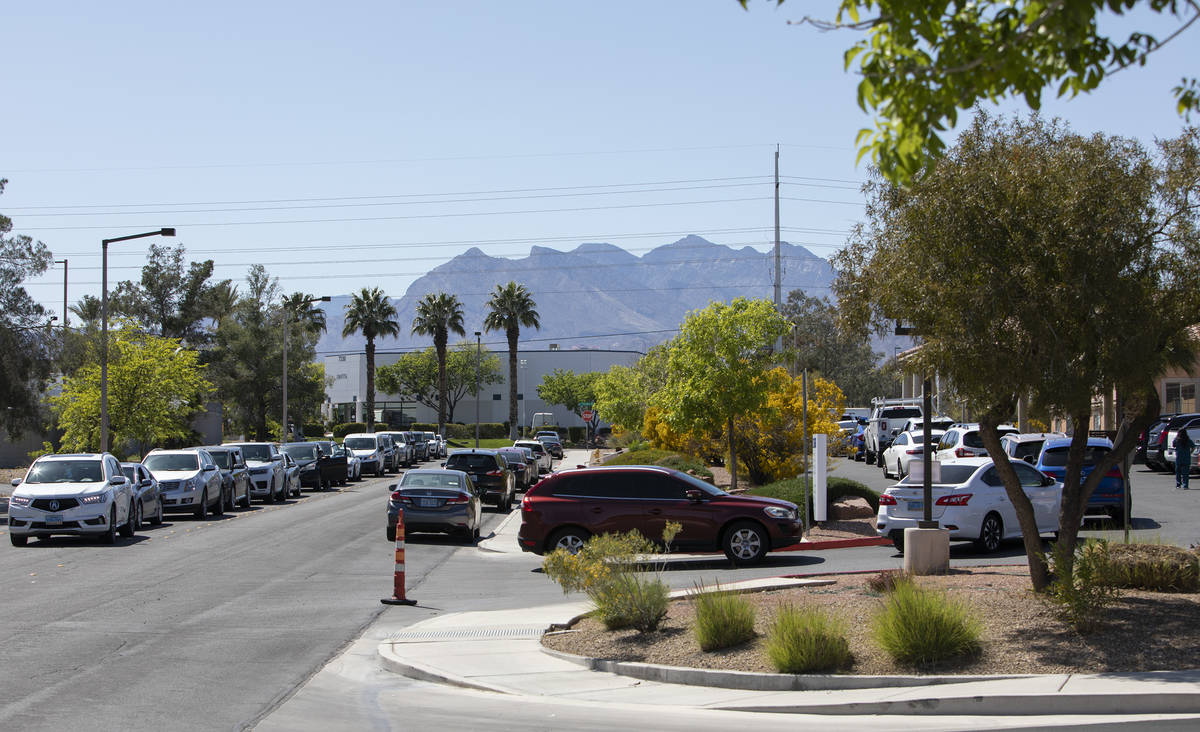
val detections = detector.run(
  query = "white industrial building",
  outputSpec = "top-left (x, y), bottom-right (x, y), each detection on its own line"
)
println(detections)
top-left (323, 347), bottom-right (642, 431)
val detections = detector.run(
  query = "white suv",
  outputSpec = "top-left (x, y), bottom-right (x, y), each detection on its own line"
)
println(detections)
top-left (8, 453), bottom-right (136, 546)
top-left (934, 424), bottom-right (1019, 463)
top-left (143, 448), bottom-right (224, 519)
top-left (226, 442), bottom-right (287, 502)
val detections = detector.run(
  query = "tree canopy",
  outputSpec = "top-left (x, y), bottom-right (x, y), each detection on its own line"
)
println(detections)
top-left (783, 290), bottom-right (897, 404)
top-left (484, 282), bottom-right (541, 439)
top-left (537, 369), bottom-right (600, 418)
top-left (110, 243), bottom-right (220, 345)
top-left (376, 343), bottom-right (503, 423)
top-left (834, 111), bottom-right (1200, 588)
top-left (412, 292), bottom-right (467, 433)
top-left (747, 0), bottom-right (1200, 183)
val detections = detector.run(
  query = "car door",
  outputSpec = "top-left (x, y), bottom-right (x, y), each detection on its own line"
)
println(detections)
top-left (978, 467), bottom-right (1019, 537)
top-left (631, 472), bottom-right (719, 550)
top-left (1013, 461), bottom-right (1060, 533)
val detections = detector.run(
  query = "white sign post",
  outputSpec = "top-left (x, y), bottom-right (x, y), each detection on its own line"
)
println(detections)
top-left (813, 433), bottom-right (827, 522)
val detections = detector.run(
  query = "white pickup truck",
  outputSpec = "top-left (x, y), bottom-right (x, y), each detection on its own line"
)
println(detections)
top-left (863, 400), bottom-right (923, 467)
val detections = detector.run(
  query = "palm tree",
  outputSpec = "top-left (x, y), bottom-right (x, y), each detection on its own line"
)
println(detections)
top-left (282, 292), bottom-right (329, 337)
top-left (208, 280), bottom-right (240, 329)
top-left (69, 295), bottom-right (103, 331)
top-left (342, 287), bottom-right (399, 430)
top-left (412, 292), bottom-right (466, 435)
top-left (484, 282), bottom-right (540, 439)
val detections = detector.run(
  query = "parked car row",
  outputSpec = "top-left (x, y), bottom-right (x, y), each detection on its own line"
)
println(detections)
top-left (1142, 413), bottom-right (1200, 473)
top-left (343, 430), bottom-right (449, 476)
top-left (6, 436), bottom-right (411, 547)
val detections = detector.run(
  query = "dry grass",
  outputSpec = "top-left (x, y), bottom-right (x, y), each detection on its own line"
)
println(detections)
top-left (542, 566), bottom-right (1200, 676)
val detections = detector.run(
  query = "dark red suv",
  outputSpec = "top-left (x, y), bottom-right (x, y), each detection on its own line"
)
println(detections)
top-left (518, 466), bottom-right (803, 564)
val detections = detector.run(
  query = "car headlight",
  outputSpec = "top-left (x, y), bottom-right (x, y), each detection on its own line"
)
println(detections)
top-left (9, 495), bottom-right (30, 507)
top-left (80, 493), bottom-right (107, 504)
top-left (763, 505), bottom-right (796, 520)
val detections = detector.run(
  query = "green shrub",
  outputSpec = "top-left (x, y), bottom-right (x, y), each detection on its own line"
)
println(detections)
top-left (766, 605), bottom-right (852, 673)
top-left (332, 422), bottom-right (367, 439)
top-left (603, 448), bottom-right (674, 466)
top-left (1099, 542), bottom-right (1199, 592)
top-left (302, 423), bottom-right (326, 438)
top-left (542, 530), bottom-right (658, 594)
top-left (691, 584), bottom-right (757, 651)
top-left (1045, 540), bottom-right (1122, 632)
top-left (590, 572), bottom-right (670, 632)
top-left (871, 583), bottom-right (981, 666)
top-left (750, 476), bottom-right (878, 519)
top-left (866, 569), bottom-right (913, 594)
top-left (27, 441), bottom-right (55, 462)
top-left (655, 454), bottom-right (713, 479)
top-left (442, 423), bottom-right (507, 439)
top-left (568, 426), bottom-right (585, 443)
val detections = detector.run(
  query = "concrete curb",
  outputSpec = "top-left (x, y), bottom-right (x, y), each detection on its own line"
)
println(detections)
top-left (718, 691), bottom-right (1200, 717)
top-left (377, 642), bottom-right (518, 695)
top-left (476, 509), bottom-right (522, 554)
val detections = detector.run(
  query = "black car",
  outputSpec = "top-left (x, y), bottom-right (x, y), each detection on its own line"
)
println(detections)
top-left (1147, 413), bottom-right (1200, 471)
top-left (443, 449), bottom-right (515, 510)
top-left (1138, 414), bottom-right (1174, 467)
top-left (495, 447), bottom-right (534, 492)
top-left (281, 442), bottom-right (333, 490)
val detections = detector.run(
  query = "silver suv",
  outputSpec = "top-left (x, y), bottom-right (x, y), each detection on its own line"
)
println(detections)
top-left (225, 442), bottom-right (287, 502)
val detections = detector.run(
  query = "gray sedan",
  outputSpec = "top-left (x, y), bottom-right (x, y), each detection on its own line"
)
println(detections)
top-left (386, 469), bottom-right (482, 544)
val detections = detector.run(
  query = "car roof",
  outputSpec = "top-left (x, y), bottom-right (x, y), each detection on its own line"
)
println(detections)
top-left (448, 448), bottom-right (499, 455)
top-left (1001, 432), bottom-right (1065, 442)
top-left (1041, 436), bottom-right (1113, 449)
top-left (402, 468), bottom-right (465, 475)
top-left (936, 456), bottom-right (993, 467)
top-left (148, 448), bottom-right (207, 455)
top-left (39, 453), bottom-right (103, 460)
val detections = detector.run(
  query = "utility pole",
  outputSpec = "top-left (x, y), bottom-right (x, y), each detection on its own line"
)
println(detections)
top-left (773, 146), bottom-right (783, 354)
top-left (54, 259), bottom-right (68, 327)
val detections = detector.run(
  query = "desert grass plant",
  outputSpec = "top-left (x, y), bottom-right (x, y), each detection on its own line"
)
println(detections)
top-left (872, 583), bottom-right (981, 666)
top-left (1046, 539), bottom-right (1121, 633)
top-left (690, 582), bottom-right (757, 651)
top-left (866, 569), bottom-right (913, 594)
top-left (1099, 542), bottom-right (1199, 592)
top-left (765, 605), bottom-right (852, 673)
top-left (590, 572), bottom-right (670, 632)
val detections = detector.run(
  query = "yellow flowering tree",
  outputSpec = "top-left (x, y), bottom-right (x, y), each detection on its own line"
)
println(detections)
top-left (733, 368), bottom-right (845, 485)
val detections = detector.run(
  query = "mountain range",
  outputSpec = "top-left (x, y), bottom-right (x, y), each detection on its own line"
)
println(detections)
top-left (315, 235), bottom-right (837, 355)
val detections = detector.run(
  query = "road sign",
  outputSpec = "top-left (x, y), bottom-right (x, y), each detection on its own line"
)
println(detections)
top-left (581, 409), bottom-right (595, 422)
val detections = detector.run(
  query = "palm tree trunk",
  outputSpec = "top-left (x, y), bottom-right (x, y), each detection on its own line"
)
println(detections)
top-left (507, 327), bottom-right (519, 439)
top-left (365, 337), bottom-right (376, 431)
top-left (435, 334), bottom-right (448, 435)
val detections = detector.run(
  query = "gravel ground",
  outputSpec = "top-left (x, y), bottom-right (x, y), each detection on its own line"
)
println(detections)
top-left (542, 565), bottom-right (1200, 676)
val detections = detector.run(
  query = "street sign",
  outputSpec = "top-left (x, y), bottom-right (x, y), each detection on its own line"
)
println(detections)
top-left (581, 409), bottom-right (595, 422)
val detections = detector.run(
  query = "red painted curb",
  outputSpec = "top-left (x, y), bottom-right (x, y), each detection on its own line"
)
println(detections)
top-left (778, 536), bottom-right (893, 551)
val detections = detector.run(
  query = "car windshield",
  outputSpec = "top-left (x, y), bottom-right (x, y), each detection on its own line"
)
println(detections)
top-left (209, 451), bottom-right (232, 469)
top-left (900, 464), bottom-right (979, 485)
top-left (283, 444), bottom-right (320, 460)
top-left (144, 453), bottom-right (200, 472)
top-left (26, 459), bottom-right (105, 483)
top-left (675, 470), bottom-right (727, 496)
top-left (1041, 445), bottom-right (1111, 468)
top-left (446, 455), bottom-right (497, 471)
top-left (344, 437), bottom-right (376, 450)
top-left (239, 444), bottom-right (274, 462)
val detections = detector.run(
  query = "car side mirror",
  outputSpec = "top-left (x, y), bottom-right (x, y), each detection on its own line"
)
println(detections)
top-left (685, 489), bottom-right (706, 503)
top-left (1042, 476), bottom-right (1055, 487)
top-left (141, 478), bottom-right (152, 487)
top-left (109, 475), bottom-right (126, 485)
top-left (440, 462), bottom-right (446, 468)
top-left (272, 454), bottom-right (283, 462)
top-left (204, 465), bottom-right (218, 472)
top-left (11, 478), bottom-right (22, 487)
top-left (1023, 456), bottom-right (1035, 464)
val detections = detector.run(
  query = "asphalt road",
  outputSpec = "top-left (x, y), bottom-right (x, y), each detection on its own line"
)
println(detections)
top-left (0, 458), bottom-right (511, 732)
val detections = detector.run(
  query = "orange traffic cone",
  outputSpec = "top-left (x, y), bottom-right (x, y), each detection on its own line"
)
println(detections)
top-left (381, 506), bottom-right (417, 606)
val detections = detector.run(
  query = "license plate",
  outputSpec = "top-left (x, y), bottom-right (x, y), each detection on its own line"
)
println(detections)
top-left (44, 514), bottom-right (63, 524)
top-left (906, 502), bottom-right (924, 512)
top-left (418, 498), bottom-right (439, 508)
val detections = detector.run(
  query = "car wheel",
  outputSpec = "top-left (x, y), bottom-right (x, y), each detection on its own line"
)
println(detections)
top-left (151, 499), bottom-right (164, 525)
top-left (461, 527), bottom-right (477, 545)
top-left (240, 487), bottom-right (252, 509)
top-left (897, 460), bottom-right (906, 479)
top-left (131, 499), bottom-right (144, 532)
top-left (723, 520), bottom-right (769, 565)
top-left (101, 506), bottom-right (117, 544)
top-left (213, 487), bottom-right (225, 516)
top-left (891, 530), bottom-right (905, 554)
top-left (1106, 506), bottom-right (1129, 527)
top-left (975, 512), bottom-right (1003, 553)
top-left (224, 485), bottom-right (234, 512)
top-left (120, 500), bottom-right (139, 538)
top-left (292, 480), bottom-right (301, 497)
top-left (386, 524), bottom-right (396, 543)
top-left (195, 490), bottom-right (209, 520)
top-left (876, 450), bottom-right (885, 468)
top-left (10, 533), bottom-right (28, 547)
top-left (548, 527), bottom-right (591, 555)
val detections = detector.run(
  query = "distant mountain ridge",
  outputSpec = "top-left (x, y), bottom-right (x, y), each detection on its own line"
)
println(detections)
top-left (315, 235), bottom-right (836, 355)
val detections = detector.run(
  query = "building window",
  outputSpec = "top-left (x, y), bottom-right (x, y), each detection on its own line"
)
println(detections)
top-left (493, 394), bottom-right (502, 400)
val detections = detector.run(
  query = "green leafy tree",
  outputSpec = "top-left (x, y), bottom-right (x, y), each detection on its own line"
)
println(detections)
top-left (484, 282), bottom-right (541, 439)
top-left (110, 243), bottom-right (218, 344)
top-left (655, 298), bottom-right (790, 491)
top-left (0, 179), bottom-right (55, 438)
top-left (537, 369), bottom-right (600, 418)
top-left (69, 295), bottom-right (103, 329)
top-left (411, 292), bottom-right (467, 434)
top-left (53, 322), bottom-right (212, 456)
top-left (834, 112), bottom-right (1200, 590)
top-left (746, 0), bottom-right (1200, 183)
top-left (594, 345), bottom-right (670, 434)
top-left (783, 291), bottom-right (897, 404)
top-left (342, 287), bottom-right (400, 431)
top-left (377, 343), bottom-right (504, 423)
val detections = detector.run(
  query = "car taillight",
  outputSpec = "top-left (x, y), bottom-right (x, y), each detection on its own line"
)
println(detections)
top-left (521, 495), bottom-right (533, 511)
top-left (486, 469), bottom-right (503, 477)
top-left (445, 495), bottom-right (469, 504)
top-left (935, 493), bottom-right (972, 506)
top-left (1042, 471), bottom-right (1057, 479)
top-left (954, 448), bottom-right (972, 458)
top-left (1156, 431), bottom-right (1169, 446)
top-left (878, 494), bottom-right (897, 505)
top-left (1106, 467), bottom-right (1123, 478)
top-left (905, 448), bottom-right (922, 455)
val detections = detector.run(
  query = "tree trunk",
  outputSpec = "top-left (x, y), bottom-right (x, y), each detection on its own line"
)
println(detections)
top-left (365, 337), bottom-right (376, 431)
top-left (727, 415), bottom-right (738, 493)
top-left (507, 327), bottom-right (519, 440)
top-left (435, 332), bottom-right (448, 435)
top-left (978, 412), bottom-right (1051, 592)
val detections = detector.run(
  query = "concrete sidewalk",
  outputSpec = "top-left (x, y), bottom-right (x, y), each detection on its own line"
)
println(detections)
top-left (376, 573), bottom-right (1200, 719)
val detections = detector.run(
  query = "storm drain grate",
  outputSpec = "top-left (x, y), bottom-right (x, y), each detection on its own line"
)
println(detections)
top-left (387, 626), bottom-right (547, 643)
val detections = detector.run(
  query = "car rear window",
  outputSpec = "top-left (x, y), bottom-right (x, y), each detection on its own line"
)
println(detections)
top-left (900, 464), bottom-right (978, 485)
top-left (1040, 445), bottom-right (1111, 467)
top-left (1010, 441), bottom-right (1044, 461)
top-left (400, 473), bottom-right (463, 489)
top-left (446, 454), bottom-right (498, 471)
top-left (283, 444), bottom-right (320, 460)
top-left (963, 431), bottom-right (984, 448)
top-left (881, 408), bottom-right (921, 419)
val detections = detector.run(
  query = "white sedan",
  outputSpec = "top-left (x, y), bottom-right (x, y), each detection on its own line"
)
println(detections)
top-left (881, 430), bottom-right (944, 480)
top-left (875, 457), bottom-right (1063, 554)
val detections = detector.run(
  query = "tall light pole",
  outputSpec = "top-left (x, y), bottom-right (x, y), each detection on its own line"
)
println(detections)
top-left (54, 259), bottom-right (68, 327)
top-left (282, 295), bottom-right (331, 444)
top-left (518, 358), bottom-right (528, 438)
top-left (101, 228), bottom-right (174, 452)
top-left (474, 331), bottom-right (482, 448)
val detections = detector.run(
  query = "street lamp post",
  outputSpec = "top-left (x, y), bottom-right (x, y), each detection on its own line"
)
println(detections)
top-left (282, 295), bottom-right (331, 445)
top-left (474, 331), bottom-right (482, 448)
top-left (101, 228), bottom-right (174, 452)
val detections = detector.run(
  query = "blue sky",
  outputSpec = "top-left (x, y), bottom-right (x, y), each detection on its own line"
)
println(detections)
top-left (4, 1), bottom-right (1195, 320)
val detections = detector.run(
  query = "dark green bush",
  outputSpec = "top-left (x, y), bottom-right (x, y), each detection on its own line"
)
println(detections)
top-left (749, 477), bottom-right (878, 520)
top-left (302, 424), bottom-right (326, 438)
top-left (654, 454), bottom-right (713, 479)
top-left (603, 448), bottom-right (675, 466)
top-left (568, 426), bottom-right (585, 443)
top-left (442, 423), bottom-right (507, 439)
top-left (332, 422), bottom-right (368, 439)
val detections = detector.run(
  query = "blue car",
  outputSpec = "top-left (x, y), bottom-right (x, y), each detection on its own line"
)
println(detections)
top-left (1035, 436), bottom-right (1127, 525)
